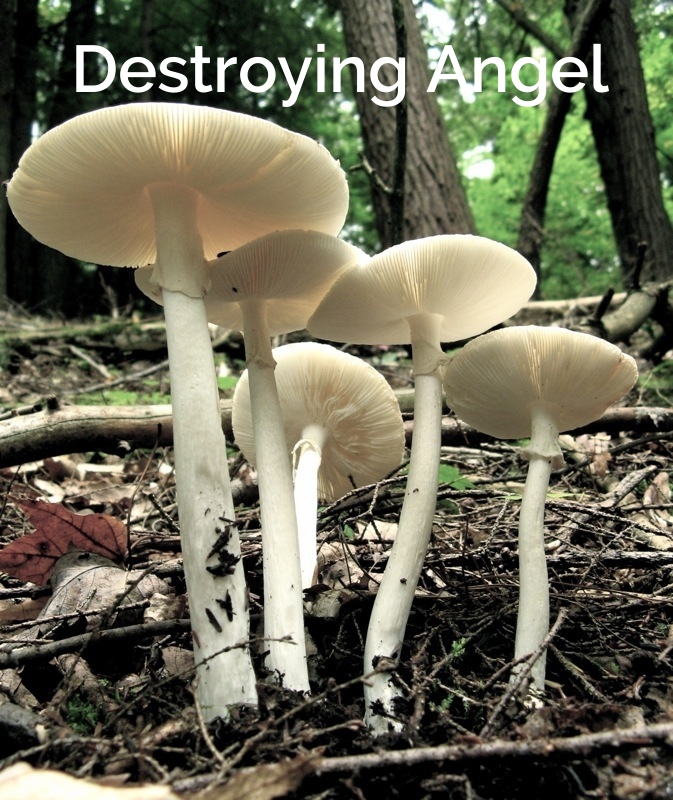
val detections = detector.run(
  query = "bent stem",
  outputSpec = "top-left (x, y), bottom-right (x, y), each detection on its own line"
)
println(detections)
top-left (293, 424), bottom-right (328, 589)
top-left (363, 313), bottom-right (444, 735)
top-left (512, 403), bottom-right (561, 696)
top-left (240, 299), bottom-right (309, 692)
top-left (162, 289), bottom-right (257, 718)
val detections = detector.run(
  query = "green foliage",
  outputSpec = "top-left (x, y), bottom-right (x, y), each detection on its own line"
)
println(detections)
top-left (30, 0), bottom-right (673, 305)
top-left (77, 387), bottom-right (171, 406)
top-left (64, 691), bottom-right (106, 735)
top-left (638, 357), bottom-right (673, 405)
top-left (217, 374), bottom-right (239, 394)
top-left (438, 463), bottom-right (473, 490)
top-left (423, 0), bottom-right (655, 298)
top-left (342, 523), bottom-right (357, 541)
top-left (636, 2), bottom-right (673, 218)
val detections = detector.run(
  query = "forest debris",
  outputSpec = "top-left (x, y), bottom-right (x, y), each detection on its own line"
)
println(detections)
top-left (161, 645), bottom-right (194, 679)
top-left (0, 501), bottom-right (128, 585)
top-left (2, 399), bottom-right (673, 471)
top-left (0, 703), bottom-right (46, 756)
top-left (0, 549), bottom-right (173, 702)
top-left (38, 551), bottom-right (170, 630)
top-left (313, 722), bottom-right (673, 776)
top-left (53, 652), bottom-right (110, 709)
top-left (630, 470), bottom-right (673, 550)
top-left (0, 761), bottom-right (179, 799)
top-left (196, 756), bottom-right (316, 800)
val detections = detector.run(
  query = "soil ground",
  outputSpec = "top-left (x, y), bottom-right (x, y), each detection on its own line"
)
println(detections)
top-left (0, 310), bottom-right (671, 799)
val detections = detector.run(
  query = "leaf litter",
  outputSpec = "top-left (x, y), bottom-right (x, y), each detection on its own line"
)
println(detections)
top-left (0, 315), bottom-right (671, 798)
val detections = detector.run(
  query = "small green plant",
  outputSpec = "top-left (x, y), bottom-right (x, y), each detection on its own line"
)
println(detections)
top-left (217, 374), bottom-right (239, 394)
top-left (429, 637), bottom-right (469, 715)
top-left (342, 523), bottom-right (357, 541)
top-left (438, 464), bottom-right (474, 490)
top-left (65, 692), bottom-right (106, 735)
top-left (639, 359), bottom-right (673, 404)
top-left (451, 635), bottom-right (468, 661)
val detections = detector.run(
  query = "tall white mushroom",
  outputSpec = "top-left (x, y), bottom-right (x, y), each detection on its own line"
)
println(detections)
top-left (6, 103), bottom-right (348, 719)
top-left (307, 234), bottom-right (537, 733)
top-left (442, 326), bottom-right (638, 695)
top-left (137, 230), bottom-right (364, 690)
top-left (232, 341), bottom-right (405, 589)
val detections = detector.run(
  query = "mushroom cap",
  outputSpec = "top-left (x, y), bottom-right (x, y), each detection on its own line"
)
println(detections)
top-left (135, 229), bottom-right (367, 335)
top-left (7, 102), bottom-right (349, 267)
top-left (442, 325), bottom-right (639, 439)
top-left (232, 342), bottom-right (405, 501)
top-left (307, 235), bottom-right (537, 345)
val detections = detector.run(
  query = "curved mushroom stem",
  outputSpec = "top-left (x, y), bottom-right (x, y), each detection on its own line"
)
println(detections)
top-left (363, 313), bottom-right (444, 735)
top-left (512, 403), bottom-right (562, 696)
top-left (239, 299), bottom-right (309, 692)
top-left (293, 425), bottom-right (328, 589)
top-left (162, 289), bottom-right (257, 719)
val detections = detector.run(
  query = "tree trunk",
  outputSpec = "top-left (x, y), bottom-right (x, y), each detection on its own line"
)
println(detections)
top-left (567, 0), bottom-right (673, 287)
top-left (339, 0), bottom-right (475, 248)
top-left (517, 0), bottom-right (611, 289)
top-left (0, 0), bottom-right (16, 308)
top-left (38, 0), bottom-right (99, 315)
top-left (5, 0), bottom-right (39, 312)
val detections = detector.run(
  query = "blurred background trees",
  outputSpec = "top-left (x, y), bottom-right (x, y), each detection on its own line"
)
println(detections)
top-left (1, 0), bottom-right (671, 315)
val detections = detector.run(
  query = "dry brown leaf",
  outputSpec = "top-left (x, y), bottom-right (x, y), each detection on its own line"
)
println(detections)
top-left (0, 762), bottom-right (177, 799)
top-left (44, 551), bottom-right (169, 627)
top-left (0, 500), bottom-right (128, 585)
top-left (197, 756), bottom-right (315, 800)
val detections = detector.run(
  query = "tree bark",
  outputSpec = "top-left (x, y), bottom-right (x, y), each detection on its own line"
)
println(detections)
top-left (339, 0), bottom-right (475, 248)
top-left (0, 0), bottom-right (16, 308)
top-left (517, 0), bottom-right (611, 286)
top-left (5, 0), bottom-right (38, 312)
top-left (567, 0), bottom-right (673, 287)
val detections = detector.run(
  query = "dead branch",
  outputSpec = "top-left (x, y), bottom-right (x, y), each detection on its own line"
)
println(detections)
top-left (0, 400), bottom-right (232, 468)
top-left (0, 401), bottom-right (671, 470)
top-left (576, 283), bottom-right (670, 344)
top-left (0, 618), bottom-right (191, 669)
top-left (314, 722), bottom-right (673, 775)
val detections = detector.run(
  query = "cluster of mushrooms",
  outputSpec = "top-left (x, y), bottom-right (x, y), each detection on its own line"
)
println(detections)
top-left (6, 103), bottom-right (638, 735)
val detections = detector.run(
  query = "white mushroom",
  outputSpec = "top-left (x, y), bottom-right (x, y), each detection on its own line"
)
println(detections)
top-left (232, 341), bottom-right (405, 589)
top-left (138, 230), bottom-right (364, 690)
top-left (307, 234), bottom-right (537, 733)
top-left (442, 325), bottom-right (638, 696)
top-left (6, 103), bottom-right (348, 718)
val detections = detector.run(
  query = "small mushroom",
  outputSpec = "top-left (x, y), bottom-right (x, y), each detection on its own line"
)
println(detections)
top-left (442, 325), bottom-right (638, 696)
top-left (232, 342), bottom-right (405, 589)
top-left (7, 103), bottom-right (349, 718)
top-left (138, 229), bottom-right (364, 690)
top-left (307, 234), bottom-right (536, 732)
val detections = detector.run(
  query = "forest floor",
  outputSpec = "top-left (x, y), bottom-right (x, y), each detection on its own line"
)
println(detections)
top-left (0, 307), bottom-right (672, 799)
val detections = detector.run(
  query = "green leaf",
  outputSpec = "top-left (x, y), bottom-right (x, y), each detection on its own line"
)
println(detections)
top-left (438, 464), bottom-right (474, 490)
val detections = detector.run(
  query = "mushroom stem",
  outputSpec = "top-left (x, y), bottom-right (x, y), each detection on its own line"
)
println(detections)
top-left (239, 299), bottom-right (309, 692)
top-left (162, 288), bottom-right (257, 718)
top-left (513, 453), bottom-right (552, 694)
top-left (363, 313), bottom-right (444, 734)
top-left (293, 424), bottom-right (329, 589)
top-left (513, 403), bottom-right (562, 695)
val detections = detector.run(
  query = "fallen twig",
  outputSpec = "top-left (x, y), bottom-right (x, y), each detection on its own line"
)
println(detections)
top-left (314, 721), bottom-right (673, 775)
top-left (0, 618), bottom-right (191, 668)
top-left (1, 400), bottom-right (671, 469)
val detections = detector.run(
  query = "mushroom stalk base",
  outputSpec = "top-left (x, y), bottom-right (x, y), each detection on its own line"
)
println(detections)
top-left (512, 454), bottom-right (552, 695)
top-left (242, 301), bottom-right (309, 692)
top-left (363, 369), bottom-right (443, 735)
top-left (162, 289), bottom-right (257, 719)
